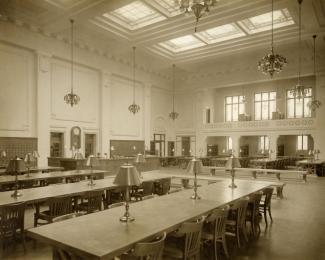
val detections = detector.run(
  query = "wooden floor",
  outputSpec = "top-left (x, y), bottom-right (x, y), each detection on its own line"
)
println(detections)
top-left (2, 168), bottom-right (325, 260)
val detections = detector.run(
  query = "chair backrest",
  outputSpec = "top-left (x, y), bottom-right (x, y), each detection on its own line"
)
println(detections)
top-left (84, 190), bottom-right (103, 213)
top-left (48, 196), bottom-right (73, 219)
top-left (0, 202), bottom-right (25, 238)
top-left (131, 232), bottom-right (166, 260)
top-left (231, 198), bottom-right (249, 228)
top-left (205, 207), bottom-right (229, 239)
top-left (155, 178), bottom-right (171, 196)
top-left (52, 212), bottom-right (86, 223)
top-left (141, 181), bottom-right (154, 196)
top-left (108, 202), bottom-right (125, 209)
top-left (248, 192), bottom-right (263, 217)
top-left (262, 187), bottom-right (274, 207)
top-left (176, 217), bottom-right (205, 258)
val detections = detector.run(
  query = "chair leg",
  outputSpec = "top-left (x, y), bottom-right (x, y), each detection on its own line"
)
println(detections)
top-left (268, 206), bottom-right (273, 223)
top-left (213, 240), bottom-right (218, 260)
top-left (264, 206), bottom-right (268, 228)
top-left (236, 227), bottom-right (241, 248)
top-left (222, 236), bottom-right (229, 258)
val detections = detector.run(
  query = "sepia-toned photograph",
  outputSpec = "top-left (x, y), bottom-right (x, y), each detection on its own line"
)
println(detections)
top-left (0, 0), bottom-right (325, 259)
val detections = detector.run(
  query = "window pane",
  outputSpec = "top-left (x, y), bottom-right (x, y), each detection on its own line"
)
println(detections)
top-left (295, 99), bottom-right (303, 118)
top-left (255, 93), bottom-right (261, 101)
top-left (304, 97), bottom-right (312, 117)
top-left (269, 100), bottom-right (276, 118)
top-left (265, 136), bottom-right (269, 150)
top-left (270, 92), bottom-right (276, 100)
top-left (259, 136), bottom-right (264, 151)
top-left (303, 135), bottom-right (308, 150)
top-left (239, 103), bottom-right (245, 114)
top-left (233, 104), bottom-right (238, 121)
top-left (262, 101), bottom-right (268, 120)
top-left (226, 105), bottom-right (232, 121)
top-left (262, 92), bottom-right (268, 101)
top-left (233, 96), bottom-right (239, 103)
top-left (304, 88), bottom-right (312, 97)
top-left (239, 96), bottom-right (245, 103)
top-left (255, 102), bottom-right (261, 120)
top-left (287, 99), bottom-right (295, 118)
top-left (287, 90), bottom-right (294, 98)
top-left (297, 135), bottom-right (302, 150)
top-left (226, 96), bottom-right (232, 104)
top-left (228, 137), bottom-right (233, 150)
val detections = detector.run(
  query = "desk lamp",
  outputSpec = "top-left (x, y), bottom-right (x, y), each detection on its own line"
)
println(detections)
top-left (7, 157), bottom-right (27, 197)
top-left (24, 153), bottom-right (36, 177)
top-left (113, 164), bottom-right (141, 222)
top-left (33, 150), bottom-right (40, 167)
top-left (0, 150), bottom-right (7, 167)
top-left (134, 153), bottom-right (146, 178)
top-left (186, 158), bottom-right (203, 200)
top-left (86, 155), bottom-right (100, 186)
top-left (225, 153), bottom-right (241, 189)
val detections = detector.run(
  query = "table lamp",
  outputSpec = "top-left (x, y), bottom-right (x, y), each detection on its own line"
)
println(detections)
top-left (134, 153), bottom-right (146, 178)
top-left (186, 158), bottom-right (203, 200)
top-left (113, 164), bottom-right (141, 222)
top-left (1, 150), bottom-right (7, 167)
top-left (86, 155), bottom-right (100, 186)
top-left (24, 153), bottom-right (36, 177)
top-left (225, 154), bottom-right (241, 189)
top-left (33, 150), bottom-right (40, 166)
top-left (6, 157), bottom-right (27, 197)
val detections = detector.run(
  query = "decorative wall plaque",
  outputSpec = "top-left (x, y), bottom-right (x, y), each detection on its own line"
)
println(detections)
top-left (71, 126), bottom-right (81, 150)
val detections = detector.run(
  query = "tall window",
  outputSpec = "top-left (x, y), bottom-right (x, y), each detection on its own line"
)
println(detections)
top-left (287, 88), bottom-right (312, 118)
top-left (254, 92), bottom-right (276, 120)
top-left (259, 136), bottom-right (269, 152)
top-left (297, 135), bottom-right (308, 151)
top-left (225, 95), bottom-right (245, 122)
top-left (227, 137), bottom-right (233, 151)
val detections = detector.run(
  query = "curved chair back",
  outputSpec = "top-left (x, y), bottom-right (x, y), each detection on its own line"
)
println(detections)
top-left (141, 181), bottom-right (154, 196)
top-left (48, 196), bottom-right (73, 218)
top-left (83, 190), bottom-right (103, 213)
top-left (155, 178), bottom-right (171, 196)
top-left (132, 232), bottom-right (166, 260)
top-left (0, 202), bottom-right (25, 238)
top-left (177, 217), bottom-right (205, 259)
top-left (262, 187), bottom-right (274, 207)
top-left (205, 207), bottom-right (229, 239)
top-left (249, 192), bottom-right (263, 214)
top-left (108, 202), bottom-right (125, 209)
top-left (232, 198), bottom-right (249, 228)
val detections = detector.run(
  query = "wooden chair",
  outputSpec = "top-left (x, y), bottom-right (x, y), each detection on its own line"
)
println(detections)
top-left (34, 196), bottom-right (73, 227)
top-left (107, 202), bottom-right (125, 209)
top-left (132, 181), bottom-right (154, 201)
top-left (259, 187), bottom-right (274, 228)
top-left (121, 232), bottom-right (166, 260)
top-left (154, 178), bottom-right (171, 196)
top-left (226, 198), bottom-right (249, 248)
top-left (202, 207), bottom-right (229, 260)
top-left (77, 190), bottom-right (103, 214)
top-left (163, 217), bottom-right (205, 260)
top-left (246, 192), bottom-right (263, 237)
top-left (0, 202), bottom-right (26, 256)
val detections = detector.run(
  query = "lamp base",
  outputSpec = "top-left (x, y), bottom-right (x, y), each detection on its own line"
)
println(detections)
top-left (120, 215), bottom-right (135, 222)
top-left (228, 183), bottom-right (237, 189)
top-left (11, 190), bottom-right (23, 198)
top-left (190, 194), bottom-right (201, 200)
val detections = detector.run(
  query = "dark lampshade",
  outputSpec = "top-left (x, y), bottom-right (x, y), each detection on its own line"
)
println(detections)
top-left (225, 155), bottom-right (241, 170)
top-left (6, 157), bottom-right (27, 173)
top-left (186, 158), bottom-right (203, 174)
top-left (114, 165), bottom-right (141, 186)
top-left (86, 155), bottom-right (100, 167)
top-left (134, 153), bottom-right (146, 163)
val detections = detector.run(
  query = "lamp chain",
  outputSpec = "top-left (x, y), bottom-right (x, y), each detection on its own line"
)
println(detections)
top-left (133, 46), bottom-right (136, 103)
top-left (70, 19), bottom-right (74, 94)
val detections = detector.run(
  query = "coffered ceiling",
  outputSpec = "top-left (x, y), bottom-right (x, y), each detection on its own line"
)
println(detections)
top-left (1, 0), bottom-right (324, 67)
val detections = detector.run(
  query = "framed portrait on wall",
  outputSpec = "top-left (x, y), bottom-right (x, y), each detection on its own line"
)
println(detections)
top-left (71, 126), bottom-right (81, 150)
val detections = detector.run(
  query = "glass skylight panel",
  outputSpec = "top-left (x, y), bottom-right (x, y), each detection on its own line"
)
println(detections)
top-left (103, 1), bottom-right (166, 30)
top-left (153, 0), bottom-right (183, 17)
top-left (159, 35), bottom-right (206, 52)
top-left (238, 8), bottom-right (294, 34)
top-left (196, 23), bottom-right (245, 43)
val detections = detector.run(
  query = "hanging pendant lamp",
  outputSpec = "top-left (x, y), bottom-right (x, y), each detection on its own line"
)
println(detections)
top-left (169, 64), bottom-right (179, 120)
top-left (258, 0), bottom-right (287, 78)
top-left (128, 46), bottom-right (140, 115)
top-left (290, 0), bottom-right (304, 100)
top-left (64, 19), bottom-right (80, 107)
top-left (308, 35), bottom-right (322, 111)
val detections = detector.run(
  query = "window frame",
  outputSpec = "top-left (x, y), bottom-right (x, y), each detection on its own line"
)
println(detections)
top-left (225, 95), bottom-right (245, 122)
top-left (297, 135), bottom-right (308, 151)
top-left (286, 87), bottom-right (312, 119)
top-left (254, 91), bottom-right (276, 120)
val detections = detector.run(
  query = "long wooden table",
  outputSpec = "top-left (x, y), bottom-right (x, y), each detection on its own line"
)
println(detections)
top-left (0, 166), bottom-right (64, 175)
top-left (27, 179), bottom-right (272, 260)
top-left (296, 159), bottom-right (324, 176)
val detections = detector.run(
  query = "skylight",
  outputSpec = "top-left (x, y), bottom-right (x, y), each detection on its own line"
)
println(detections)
top-left (196, 23), bottom-right (246, 44)
top-left (238, 8), bottom-right (294, 34)
top-left (152, 0), bottom-right (183, 17)
top-left (103, 1), bottom-right (166, 30)
top-left (159, 35), bottom-right (206, 52)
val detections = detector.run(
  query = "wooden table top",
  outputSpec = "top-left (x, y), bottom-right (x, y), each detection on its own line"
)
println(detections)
top-left (0, 166), bottom-right (64, 174)
top-left (296, 159), bottom-right (324, 165)
top-left (27, 179), bottom-right (271, 260)
top-left (0, 169), bottom-right (106, 185)
top-left (0, 172), bottom-right (170, 207)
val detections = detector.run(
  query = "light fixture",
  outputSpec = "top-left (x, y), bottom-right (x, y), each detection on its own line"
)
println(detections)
top-left (134, 153), bottom-right (146, 178)
top-left (308, 35), bottom-right (322, 111)
top-left (6, 157), bottom-right (27, 197)
top-left (178, 0), bottom-right (218, 32)
top-left (258, 0), bottom-right (287, 77)
top-left (113, 165), bottom-right (141, 222)
top-left (290, 0), bottom-right (304, 100)
top-left (86, 155), bottom-right (100, 186)
top-left (24, 153), bottom-right (36, 177)
top-left (225, 153), bottom-right (241, 189)
top-left (128, 46), bottom-right (140, 114)
top-left (64, 19), bottom-right (80, 107)
top-left (169, 64), bottom-right (179, 120)
top-left (186, 158), bottom-right (203, 200)
top-left (0, 150), bottom-right (7, 166)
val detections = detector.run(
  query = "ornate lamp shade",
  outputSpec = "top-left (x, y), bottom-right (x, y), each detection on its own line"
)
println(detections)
top-left (64, 92), bottom-right (80, 107)
top-left (114, 165), bottom-right (141, 187)
top-left (86, 155), bottom-right (100, 168)
top-left (24, 153), bottom-right (35, 167)
top-left (186, 158), bottom-right (203, 174)
top-left (33, 150), bottom-right (40, 158)
top-left (1, 151), bottom-right (6, 158)
top-left (6, 157), bottom-right (27, 174)
top-left (225, 155), bottom-right (241, 170)
top-left (169, 111), bottom-right (179, 120)
top-left (128, 103), bottom-right (140, 114)
top-left (258, 50), bottom-right (287, 78)
top-left (134, 154), bottom-right (146, 163)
